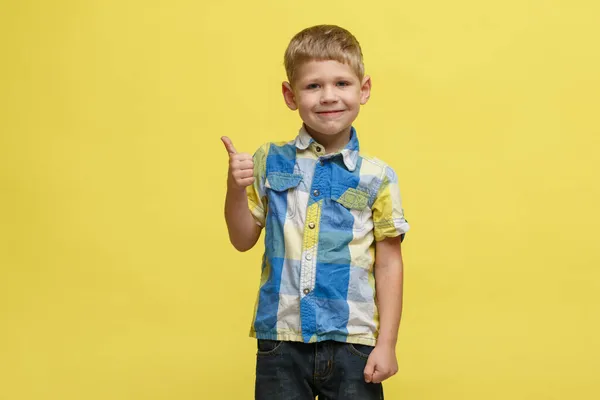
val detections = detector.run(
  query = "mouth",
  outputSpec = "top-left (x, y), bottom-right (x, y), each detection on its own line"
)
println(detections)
top-left (316, 110), bottom-right (345, 117)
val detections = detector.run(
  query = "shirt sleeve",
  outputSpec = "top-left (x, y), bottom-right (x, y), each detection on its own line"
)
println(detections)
top-left (246, 143), bottom-right (269, 227)
top-left (372, 165), bottom-right (410, 242)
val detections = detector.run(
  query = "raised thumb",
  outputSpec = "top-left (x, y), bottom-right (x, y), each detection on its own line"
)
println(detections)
top-left (221, 136), bottom-right (237, 155)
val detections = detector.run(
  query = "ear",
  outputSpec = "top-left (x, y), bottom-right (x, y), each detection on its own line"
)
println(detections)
top-left (360, 75), bottom-right (372, 105)
top-left (282, 82), bottom-right (298, 111)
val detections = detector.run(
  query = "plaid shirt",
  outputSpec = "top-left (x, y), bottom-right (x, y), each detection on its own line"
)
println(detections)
top-left (246, 126), bottom-right (409, 345)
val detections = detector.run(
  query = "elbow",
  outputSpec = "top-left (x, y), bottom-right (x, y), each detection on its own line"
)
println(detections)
top-left (230, 237), bottom-right (256, 252)
top-left (227, 225), bottom-right (260, 252)
top-left (233, 242), bottom-right (253, 252)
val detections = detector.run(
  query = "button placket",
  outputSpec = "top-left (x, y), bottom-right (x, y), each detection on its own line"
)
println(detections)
top-left (300, 249), bottom-right (316, 298)
top-left (299, 194), bottom-right (322, 298)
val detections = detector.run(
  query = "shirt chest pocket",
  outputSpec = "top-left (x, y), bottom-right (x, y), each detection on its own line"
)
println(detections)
top-left (330, 185), bottom-right (372, 232)
top-left (265, 172), bottom-right (303, 220)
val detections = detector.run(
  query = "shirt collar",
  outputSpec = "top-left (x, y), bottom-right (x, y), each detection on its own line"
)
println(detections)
top-left (294, 125), bottom-right (360, 171)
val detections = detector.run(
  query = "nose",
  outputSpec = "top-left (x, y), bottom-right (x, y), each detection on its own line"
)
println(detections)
top-left (320, 85), bottom-right (338, 104)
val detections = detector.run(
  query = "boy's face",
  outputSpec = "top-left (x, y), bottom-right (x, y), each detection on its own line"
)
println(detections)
top-left (283, 60), bottom-right (371, 140)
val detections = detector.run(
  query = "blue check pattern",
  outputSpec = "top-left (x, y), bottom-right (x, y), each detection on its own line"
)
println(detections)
top-left (246, 126), bottom-right (409, 345)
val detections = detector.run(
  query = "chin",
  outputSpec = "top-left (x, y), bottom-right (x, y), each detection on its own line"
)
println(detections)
top-left (307, 122), bottom-right (351, 136)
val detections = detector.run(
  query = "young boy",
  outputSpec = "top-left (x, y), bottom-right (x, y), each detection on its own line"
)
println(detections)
top-left (222, 25), bottom-right (410, 400)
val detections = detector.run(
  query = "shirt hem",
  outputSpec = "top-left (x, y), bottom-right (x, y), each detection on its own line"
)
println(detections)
top-left (250, 331), bottom-right (377, 346)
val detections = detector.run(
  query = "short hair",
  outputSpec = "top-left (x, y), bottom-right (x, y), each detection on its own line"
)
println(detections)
top-left (284, 25), bottom-right (365, 84)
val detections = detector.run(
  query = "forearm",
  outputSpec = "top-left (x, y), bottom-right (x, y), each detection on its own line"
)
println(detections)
top-left (375, 252), bottom-right (404, 348)
top-left (224, 188), bottom-right (261, 251)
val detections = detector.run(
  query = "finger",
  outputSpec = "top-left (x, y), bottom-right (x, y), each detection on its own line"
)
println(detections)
top-left (238, 177), bottom-right (255, 186)
top-left (221, 136), bottom-right (237, 155)
top-left (364, 361), bottom-right (375, 383)
top-left (371, 369), bottom-right (387, 384)
top-left (230, 152), bottom-right (253, 162)
top-left (233, 169), bottom-right (254, 179)
top-left (232, 159), bottom-right (254, 170)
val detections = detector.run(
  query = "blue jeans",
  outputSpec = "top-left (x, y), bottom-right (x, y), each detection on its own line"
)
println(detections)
top-left (255, 339), bottom-right (384, 400)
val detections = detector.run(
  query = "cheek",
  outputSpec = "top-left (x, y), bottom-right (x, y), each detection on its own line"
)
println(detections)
top-left (345, 92), bottom-right (362, 106)
top-left (297, 97), bottom-right (316, 113)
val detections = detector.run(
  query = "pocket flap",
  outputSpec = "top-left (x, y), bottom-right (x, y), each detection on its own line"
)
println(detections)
top-left (265, 172), bottom-right (303, 192)
top-left (331, 186), bottom-right (370, 210)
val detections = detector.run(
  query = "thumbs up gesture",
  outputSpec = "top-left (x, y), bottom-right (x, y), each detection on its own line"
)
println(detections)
top-left (221, 136), bottom-right (255, 191)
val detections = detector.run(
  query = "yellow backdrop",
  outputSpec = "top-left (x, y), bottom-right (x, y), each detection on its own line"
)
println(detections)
top-left (1, 0), bottom-right (599, 399)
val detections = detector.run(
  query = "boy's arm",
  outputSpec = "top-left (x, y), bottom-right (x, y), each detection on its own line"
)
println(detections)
top-left (364, 164), bottom-right (410, 383)
top-left (364, 236), bottom-right (404, 383)
top-left (375, 236), bottom-right (404, 348)
top-left (222, 136), bottom-right (262, 252)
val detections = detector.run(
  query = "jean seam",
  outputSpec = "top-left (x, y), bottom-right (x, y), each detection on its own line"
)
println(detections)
top-left (346, 343), bottom-right (371, 359)
top-left (256, 340), bottom-right (284, 357)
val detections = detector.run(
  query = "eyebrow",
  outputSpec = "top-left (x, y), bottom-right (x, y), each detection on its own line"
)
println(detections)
top-left (300, 75), bottom-right (355, 83)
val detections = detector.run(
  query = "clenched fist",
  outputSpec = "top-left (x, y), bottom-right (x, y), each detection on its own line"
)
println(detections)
top-left (221, 136), bottom-right (255, 191)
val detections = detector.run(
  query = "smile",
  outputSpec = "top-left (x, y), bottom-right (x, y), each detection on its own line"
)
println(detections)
top-left (316, 110), bottom-right (345, 116)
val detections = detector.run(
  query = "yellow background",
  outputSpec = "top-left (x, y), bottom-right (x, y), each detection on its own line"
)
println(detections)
top-left (1, 0), bottom-right (599, 399)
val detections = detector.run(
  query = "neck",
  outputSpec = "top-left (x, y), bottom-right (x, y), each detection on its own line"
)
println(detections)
top-left (304, 124), bottom-right (352, 154)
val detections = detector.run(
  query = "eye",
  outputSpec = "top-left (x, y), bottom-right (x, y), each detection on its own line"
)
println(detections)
top-left (306, 83), bottom-right (320, 89)
top-left (337, 81), bottom-right (351, 87)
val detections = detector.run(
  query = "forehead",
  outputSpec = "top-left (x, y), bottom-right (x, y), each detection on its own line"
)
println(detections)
top-left (294, 59), bottom-right (360, 82)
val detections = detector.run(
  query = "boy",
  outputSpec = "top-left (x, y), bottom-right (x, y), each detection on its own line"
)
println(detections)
top-left (222, 25), bottom-right (409, 400)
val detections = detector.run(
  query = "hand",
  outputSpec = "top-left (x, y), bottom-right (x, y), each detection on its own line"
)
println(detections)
top-left (364, 344), bottom-right (398, 384)
top-left (221, 136), bottom-right (255, 191)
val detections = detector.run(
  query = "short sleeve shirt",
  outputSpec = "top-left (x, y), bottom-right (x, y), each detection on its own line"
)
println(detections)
top-left (246, 126), bottom-right (409, 345)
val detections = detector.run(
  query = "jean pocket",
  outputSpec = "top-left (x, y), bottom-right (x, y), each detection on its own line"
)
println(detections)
top-left (347, 343), bottom-right (375, 359)
top-left (257, 339), bottom-right (284, 356)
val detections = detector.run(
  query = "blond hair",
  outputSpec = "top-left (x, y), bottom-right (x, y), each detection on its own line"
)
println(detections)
top-left (284, 25), bottom-right (364, 84)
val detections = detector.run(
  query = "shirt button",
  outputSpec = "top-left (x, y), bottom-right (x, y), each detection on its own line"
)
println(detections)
top-left (303, 288), bottom-right (310, 295)
top-left (308, 222), bottom-right (315, 229)
top-left (305, 253), bottom-right (312, 261)
top-left (313, 190), bottom-right (320, 197)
